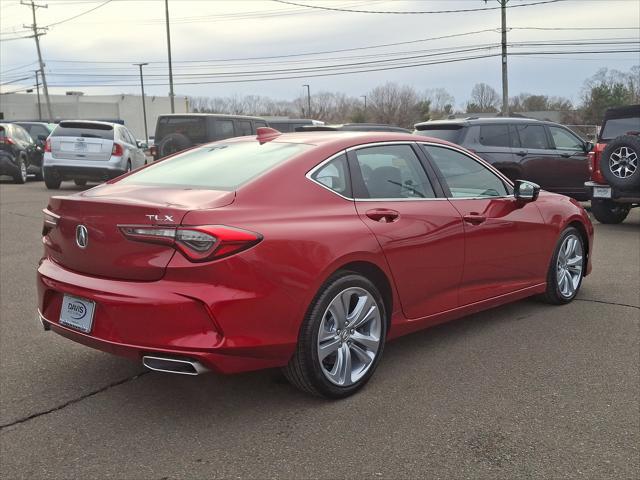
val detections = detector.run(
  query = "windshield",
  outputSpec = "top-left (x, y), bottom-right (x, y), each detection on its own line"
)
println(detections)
top-left (119, 141), bottom-right (311, 190)
top-left (413, 126), bottom-right (462, 143)
top-left (600, 117), bottom-right (640, 140)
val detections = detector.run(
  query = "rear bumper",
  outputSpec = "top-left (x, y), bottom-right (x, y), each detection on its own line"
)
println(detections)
top-left (584, 181), bottom-right (640, 203)
top-left (37, 258), bottom-right (296, 374)
top-left (43, 153), bottom-right (126, 180)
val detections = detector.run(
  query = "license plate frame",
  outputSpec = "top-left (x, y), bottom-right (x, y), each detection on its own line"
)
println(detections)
top-left (593, 186), bottom-right (612, 198)
top-left (59, 294), bottom-right (95, 333)
top-left (74, 142), bottom-right (87, 151)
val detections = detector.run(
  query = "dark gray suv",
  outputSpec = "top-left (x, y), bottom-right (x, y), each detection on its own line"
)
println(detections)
top-left (414, 117), bottom-right (593, 201)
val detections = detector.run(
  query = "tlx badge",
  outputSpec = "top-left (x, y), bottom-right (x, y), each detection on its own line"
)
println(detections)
top-left (145, 214), bottom-right (174, 222)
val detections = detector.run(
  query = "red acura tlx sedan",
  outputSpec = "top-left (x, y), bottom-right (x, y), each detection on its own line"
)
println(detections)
top-left (37, 128), bottom-right (593, 398)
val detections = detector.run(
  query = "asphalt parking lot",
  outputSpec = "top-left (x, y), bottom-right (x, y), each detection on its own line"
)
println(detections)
top-left (0, 180), bottom-right (638, 480)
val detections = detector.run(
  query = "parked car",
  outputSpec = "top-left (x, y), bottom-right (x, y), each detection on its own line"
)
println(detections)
top-left (296, 123), bottom-right (412, 133)
top-left (414, 117), bottom-right (592, 201)
top-left (37, 129), bottom-right (593, 398)
top-left (13, 121), bottom-right (56, 180)
top-left (0, 122), bottom-right (37, 184)
top-left (584, 104), bottom-right (640, 224)
top-left (151, 114), bottom-right (269, 160)
top-left (42, 120), bottom-right (147, 190)
top-left (264, 117), bottom-right (324, 132)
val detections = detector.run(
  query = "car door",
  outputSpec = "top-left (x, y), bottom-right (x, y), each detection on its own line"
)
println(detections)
top-left (546, 125), bottom-right (590, 199)
top-left (420, 143), bottom-right (552, 305)
top-left (347, 143), bottom-right (465, 320)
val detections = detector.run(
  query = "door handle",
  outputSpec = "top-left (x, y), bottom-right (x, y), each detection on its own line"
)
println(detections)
top-left (516, 150), bottom-right (528, 157)
top-left (365, 209), bottom-right (400, 223)
top-left (463, 213), bottom-right (487, 225)
top-left (560, 152), bottom-right (572, 158)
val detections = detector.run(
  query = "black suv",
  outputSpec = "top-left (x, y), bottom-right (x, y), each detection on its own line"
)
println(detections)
top-left (414, 117), bottom-right (592, 201)
top-left (13, 121), bottom-right (56, 180)
top-left (0, 123), bottom-right (37, 183)
top-left (152, 114), bottom-right (269, 160)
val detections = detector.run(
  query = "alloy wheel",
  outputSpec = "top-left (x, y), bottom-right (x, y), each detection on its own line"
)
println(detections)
top-left (556, 234), bottom-right (583, 298)
top-left (609, 146), bottom-right (638, 179)
top-left (317, 287), bottom-right (382, 386)
top-left (20, 160), bottom-right (27, 182)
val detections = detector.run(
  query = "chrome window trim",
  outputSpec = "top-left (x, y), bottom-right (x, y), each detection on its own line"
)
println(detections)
top-left (306, 141), bottom-right (517, 202)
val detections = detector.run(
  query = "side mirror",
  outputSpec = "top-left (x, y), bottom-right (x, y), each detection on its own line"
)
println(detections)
top-left (514, 179), bottom-right (540, 202)
top-left (137, 141), bottom-right (148, 149)
top-left (583, 141), bottom-right (594, 152)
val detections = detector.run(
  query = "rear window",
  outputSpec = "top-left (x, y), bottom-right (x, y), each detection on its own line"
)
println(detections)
top-left (119, 142), bottom-right (311, 190)
top-left (52, 122), bottom-right (114, 140)
top-left (156, 116), bottom-right (208, 143)
top-left (600, 117), bottom-right (640, 141)
top-left (479, 124), bottom-right (511, 147)
top-left (414, 126), bottom-right (462, 143)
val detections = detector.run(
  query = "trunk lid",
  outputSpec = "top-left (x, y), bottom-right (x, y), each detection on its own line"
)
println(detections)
top-left (45, 183), bottom-right (235, 281)
top-left (50, 121), bottom-right (115, 161)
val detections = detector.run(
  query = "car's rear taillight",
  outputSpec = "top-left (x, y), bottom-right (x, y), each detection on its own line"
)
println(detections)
top-left (590, 142), bottom-right (606, 183)
top-left (0, 137), bottom-right (15, 145)
top-left (44, 138), bottom-right (51, 152)
top-left (112, 143), bottom-right (124, 156)
top-left (119, 225), bottom-right (262, 262)
top-left (42, 208), bottom-right (60, 236)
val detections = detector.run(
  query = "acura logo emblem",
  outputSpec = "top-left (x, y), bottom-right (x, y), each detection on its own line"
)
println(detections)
top-left (76, 225), bottom-right (88, 249)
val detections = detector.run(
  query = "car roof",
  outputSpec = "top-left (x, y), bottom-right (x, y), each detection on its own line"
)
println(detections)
top-left (157, 113), bottom-right (267, 121)
top-left (414, 117), bottom-right (550, 129)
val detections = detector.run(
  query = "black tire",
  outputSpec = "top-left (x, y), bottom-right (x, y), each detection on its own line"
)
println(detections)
top-left (44, 170), bottom-right (61, 190)
top-left (126, 160), bottom-right (132, 172)
top-left (539, 227), bottom-right (585, 305)
top-left (591, 198), bottom-right (630, 224)
top-left (283, 272), bottom-right (387, 399)
top-left (73, 179), bottom-right (87, 186)
top-left (157, 133), bottom-right (192, 159)
top-left (13, 156), bottom-right (27, 184)
top-left (600, 135), bottom-right (640, 190)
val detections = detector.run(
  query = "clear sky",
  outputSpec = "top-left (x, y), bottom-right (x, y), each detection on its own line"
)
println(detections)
top-left (1, 0), bottom-right (639, 108)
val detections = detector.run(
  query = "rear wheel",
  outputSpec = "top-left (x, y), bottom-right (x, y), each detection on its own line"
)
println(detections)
top-left (591, 199), bottom-right (630, 224)
top-left (74, 179), bottom-right (87, 186)
top-left (13, 156), bottom-right (27, 184)
top-left (44, 170), bottom-right (61, 190)
top-left (283, 272), bottom-right (387, 398)
top-left (539, 227), bottom-right (585, 305)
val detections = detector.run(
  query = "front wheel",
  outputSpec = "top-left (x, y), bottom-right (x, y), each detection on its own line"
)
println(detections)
top-left (591, 198), bottom-right (630, 224)
top-left (539, 227), bottom-right (585, 305)
top-left (283, 272), bottom-right (387, 398)
top-left (74, 179), bottom-right (87, 186)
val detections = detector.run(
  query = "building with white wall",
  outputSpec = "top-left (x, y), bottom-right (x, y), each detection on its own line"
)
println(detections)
top-left (0, 92), bottom-right (189, 140)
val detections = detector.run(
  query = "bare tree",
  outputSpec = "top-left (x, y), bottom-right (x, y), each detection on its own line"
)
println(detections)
top-left (424, 88), bottom-right (455, 118)
top-left (467, 83), bottom-right (500, 113)
top-left (367, 82), bottom-right (421, 127)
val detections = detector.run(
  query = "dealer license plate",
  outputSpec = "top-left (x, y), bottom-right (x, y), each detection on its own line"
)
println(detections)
top-left (59, 295), bottom-right (95, 333)
top-left (593, 186), bottom-right (612, 198)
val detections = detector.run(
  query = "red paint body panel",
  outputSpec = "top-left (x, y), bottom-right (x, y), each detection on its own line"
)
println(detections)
top-left (37, 132), bottom-right (594, 374)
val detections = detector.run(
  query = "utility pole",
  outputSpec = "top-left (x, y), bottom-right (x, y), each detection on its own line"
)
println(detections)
top-left (34, 70), bottom-right (42, 120)
top-left (22, 0), bottom-right (53, 121)
top-left (133, 63), bottom-right (149, 143)
top-left (500, 0), bottom-right (509, 116)
top-left (361, 95), bottom-right (367, 121)
top-left (164, 0), bottom-right (175, 113)
top-left (303, 84), bottom-right (311, 117)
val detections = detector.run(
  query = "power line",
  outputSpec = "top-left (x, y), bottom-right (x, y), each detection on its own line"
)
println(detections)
top-left (44, 0), bottom-right (113, 27)
top-left (271, 0), bottom-right (567, 14)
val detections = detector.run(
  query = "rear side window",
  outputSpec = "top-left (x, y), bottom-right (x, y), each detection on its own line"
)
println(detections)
top-left (255, 121), bottom-right (268, 128)
top-left (423, 145), bottom-right (508, 198)
top-left (311, 153), bottom-right (351, 197)
top-left (414, 125), bottom-right (462, 143)
top-left (237, 120), bottom-right (252, 136)
top-left (600, 117), bottom-right (640, 140)
top-left (52, 122), bottom-right (114, 140)
top-left (22, 124), bottom-right (50, 140)
top-left (119, 142), bottom-right (311, 190)
top-left (479, 124), bottom-right (511, 147)
top-left (156, 117), bottom-right (207, 143)
top-left (215, 120), bottom-right (235, 139)
top-left (514, 124), bottom-right (549, 149)
top-left (351, 145), bottom-right (435, 199)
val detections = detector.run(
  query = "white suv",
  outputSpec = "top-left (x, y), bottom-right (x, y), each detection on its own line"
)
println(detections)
top-left (43, 121), bottom-right (147, 190)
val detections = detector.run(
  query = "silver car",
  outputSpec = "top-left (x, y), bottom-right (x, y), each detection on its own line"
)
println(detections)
top-left (42, 120), bottom-right (147, 190)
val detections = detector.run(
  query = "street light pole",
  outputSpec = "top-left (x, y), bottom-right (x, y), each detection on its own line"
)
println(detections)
top-left (361, 95), bottom-right (367, 121)
top-left (133, 63), bottom-right (149, 143)
top-left (164, 0), bottom-right (175, 113)
top-left (35, 70), bottom-right (42, 121)
top-left (303, 84), bottom-right (311, 117)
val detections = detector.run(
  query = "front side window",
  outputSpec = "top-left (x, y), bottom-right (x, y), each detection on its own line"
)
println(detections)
top-left (119, 142), bottom-right (310, 190)
top-left (351, 144), bottom-right (435, 199)
top-left (548, 126), bottom-right (583, 150)
top-left (237, 121), bottom-right (252, 136)
top-left (311, 153), bottom-right (351, 197)
top-left (423, 145), bottom-right (508, 198)
top-left (515, 124), bottom-right (549, 149)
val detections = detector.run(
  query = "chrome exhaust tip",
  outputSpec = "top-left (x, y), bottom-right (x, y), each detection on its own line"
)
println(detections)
top-left (142, 355), bottom-right (208, 376)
